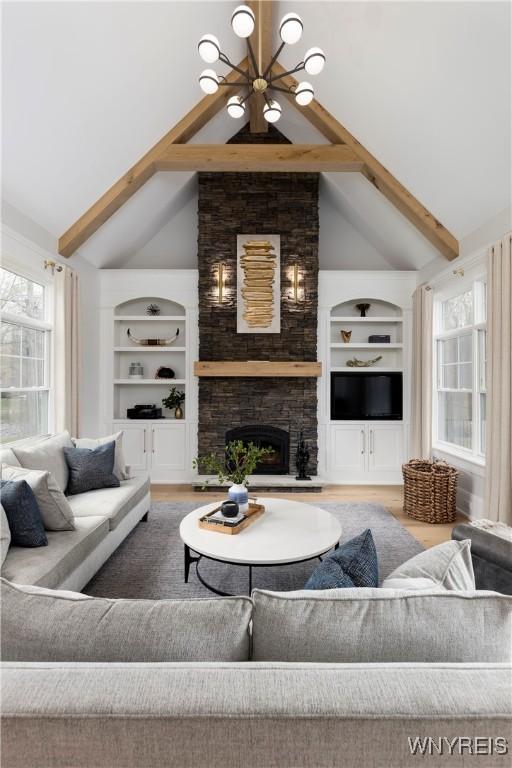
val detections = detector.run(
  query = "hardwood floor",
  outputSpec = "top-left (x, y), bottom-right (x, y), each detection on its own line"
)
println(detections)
top-left (151, 484), bottom-right (464, 550)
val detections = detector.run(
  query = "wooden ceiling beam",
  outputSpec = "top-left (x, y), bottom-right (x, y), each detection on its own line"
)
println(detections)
top-left (271, 62), bottom-right (459, 260)
top-left (247, 1), bottom-right (275, 133)
top-left (155, 144), bottom-right (364, 173)
top-left (58, 58), bottom-right (249, 257)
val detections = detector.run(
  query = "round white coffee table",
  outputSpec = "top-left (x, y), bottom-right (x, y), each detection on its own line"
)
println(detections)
top-left (179, 497), bottom-right (342, 595)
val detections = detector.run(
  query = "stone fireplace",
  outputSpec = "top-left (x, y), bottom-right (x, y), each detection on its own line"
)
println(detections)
top-left (197, 124), bottom-right (319, 476)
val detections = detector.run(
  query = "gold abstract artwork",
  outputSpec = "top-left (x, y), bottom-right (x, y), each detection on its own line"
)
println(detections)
top-left (240, 239), bottom-right (277, 328)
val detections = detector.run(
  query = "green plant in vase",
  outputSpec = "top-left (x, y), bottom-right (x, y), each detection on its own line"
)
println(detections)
top-left (193, 440), bottom-right (273, 512)
top-left (162, 387), bottom-right (185, 419)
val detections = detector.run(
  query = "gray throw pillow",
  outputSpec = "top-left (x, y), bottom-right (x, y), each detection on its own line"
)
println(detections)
top-left (1, 464), bottom-right (74, 531)
top-left (381, 539), bottom-right (475, 591)
top-left (1, 579), bottom-right (253, 662)
top-left (63, 441), bottom-right (120, 495)
top-left (72, 432), bottom-right (128, 481)
top-left (0, 481), bottom-right (47, 548)
top-left (12, 431), bottom-right (73, 493)
top-left (251, 588), bottom-right (512, 663)
top-left (305, 529), bottom-right (378, 589)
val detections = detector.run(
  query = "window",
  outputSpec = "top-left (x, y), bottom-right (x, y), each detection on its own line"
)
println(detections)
top-left (433, 277), bottom-right (486, 461)
top-left (0, 267), bottom-right (52, 443)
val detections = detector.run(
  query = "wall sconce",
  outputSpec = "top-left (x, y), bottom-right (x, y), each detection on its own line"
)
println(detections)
top-left (215, 263), bottom-right (226, 303)
top-left (290, 262), bottom-right (301, 303)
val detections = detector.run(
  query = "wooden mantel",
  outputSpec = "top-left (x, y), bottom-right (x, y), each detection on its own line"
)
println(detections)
top-left (194, 361), bottom-right (322, 378)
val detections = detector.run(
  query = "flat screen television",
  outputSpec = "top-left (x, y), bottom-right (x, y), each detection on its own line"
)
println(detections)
top-left (331, 372), bottom-right (403, 420)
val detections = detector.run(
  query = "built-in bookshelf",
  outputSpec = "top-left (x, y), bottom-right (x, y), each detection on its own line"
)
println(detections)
top-left (112, 297), bottom-right (188, 421)
top-left (329, 299), bottom-right (404, 372)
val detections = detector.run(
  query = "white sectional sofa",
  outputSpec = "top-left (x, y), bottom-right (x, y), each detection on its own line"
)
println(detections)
top-left (0, 436), bottom-right (150, 591)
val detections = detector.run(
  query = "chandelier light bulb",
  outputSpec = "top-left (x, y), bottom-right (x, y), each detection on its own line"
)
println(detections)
top-left (198, 34), bottom-right (221, 63)
top-left (294, 81), bottom-right (314, 106)
top-left (263, 99), bottom-right (282, 123)
top-left (227, 95), bottom-right (246, 118)
top-left (231, 5), bottom-right (255, 38)
top-left (279, 12), bottom-right (303, 45)
top-left (304, 47), bottom-right (326, 75)
top-left (199, 69), bottom-right (219, 95)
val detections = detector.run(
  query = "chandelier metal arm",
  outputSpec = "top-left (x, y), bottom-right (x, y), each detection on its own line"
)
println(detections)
top-left (262, 42), bottom-right (285, 80)
top-left (246, 38), bottom-right (260, 78)
top-left (267, 63), bottom-right (305, 84)
top-left (218, 52), bottom-right (251, 81)
top-left (267, 84), bottom-right (294, 95)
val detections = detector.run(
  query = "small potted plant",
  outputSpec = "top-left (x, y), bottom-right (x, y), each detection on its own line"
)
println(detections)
top-left (162, 387), bottom-right (185, 419)
top-left (193, 440), bottom-right (273, 512)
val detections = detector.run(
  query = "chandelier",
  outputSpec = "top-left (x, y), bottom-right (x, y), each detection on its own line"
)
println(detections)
top-left (198, 5), bottom-right (325, 123)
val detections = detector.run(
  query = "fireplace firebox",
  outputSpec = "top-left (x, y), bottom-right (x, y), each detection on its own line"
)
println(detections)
top-left (225, 425), bottom-right (290, 475)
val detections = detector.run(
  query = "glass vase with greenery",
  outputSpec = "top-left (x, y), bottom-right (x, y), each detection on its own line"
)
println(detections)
top-left (193, 441), bottom-right (273, 508)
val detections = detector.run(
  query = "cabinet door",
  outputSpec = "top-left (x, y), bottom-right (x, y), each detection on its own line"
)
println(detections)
top-left (118, 424), bottom-right (148, 472)
top-left (151, 422), bottom-right (187, 474)
top-left (330, 424), bottom-right (366, 480)
top-left (368, 424), bottom-right (403, 473)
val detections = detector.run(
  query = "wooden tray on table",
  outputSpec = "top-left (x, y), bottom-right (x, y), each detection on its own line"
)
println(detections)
top-left (198, 500), bottom-right (265, 535)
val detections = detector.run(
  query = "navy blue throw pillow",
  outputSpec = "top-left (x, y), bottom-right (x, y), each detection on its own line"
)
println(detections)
top-left (0, 480), bottom-right (48, 547)
top-left (64, 441), bottom-right (120, 496)
top-left (305, 529), bottom-right (378, 590)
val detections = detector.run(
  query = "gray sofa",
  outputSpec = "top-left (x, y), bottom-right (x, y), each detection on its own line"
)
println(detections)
top-left (0, 435), bottom-right (150, 591)
top-left (1, 582), bottom-right (511, 768)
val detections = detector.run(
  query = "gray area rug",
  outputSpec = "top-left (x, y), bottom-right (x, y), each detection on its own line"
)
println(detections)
top-left (85, 502), bottom-right (424, 598)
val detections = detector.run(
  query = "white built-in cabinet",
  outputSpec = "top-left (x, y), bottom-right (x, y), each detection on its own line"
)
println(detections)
top-left (318, 271), bottom-right (417, 484)
top-left (330, 423), bottom-right (404, 482)
top-left (99, 270), bottom-right (198, 483)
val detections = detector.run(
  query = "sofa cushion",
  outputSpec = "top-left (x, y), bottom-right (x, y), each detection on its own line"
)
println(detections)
top-left (68, 475), bottom-right (150, 530)
top-left (305, 529), bottom-right (378, 589)
top-left (73, 432), bottom-right (128, 481)
top-left (382, 539), bottom-right (475, 591)
top-left (12, 432), bottom-right (73, 493)
top-left (1, 579), bottom-right (253, 662)
top-left (0, 515), bottom-right (108, 588)
top-left (1, 464), bottom-right (75, 531)
top-left (251, 588), bottom-right (512, 663)
top-left (64, 442), bottom-right (120, 495)
top-left (1, 504), bottom-right (11, 565)
top-left (0, 447), bottom-right (21, 467)
top-left (0, 480), bottom-right (47, 548)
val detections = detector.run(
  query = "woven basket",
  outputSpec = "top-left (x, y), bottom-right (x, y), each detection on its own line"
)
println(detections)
top-left (402, 459), bottom-right (458, 524)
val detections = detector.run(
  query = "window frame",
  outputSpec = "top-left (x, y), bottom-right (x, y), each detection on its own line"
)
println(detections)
top-left (432, 273), bottom-right (487, 466)
top-left (0, 264), bottom-right (54, 444)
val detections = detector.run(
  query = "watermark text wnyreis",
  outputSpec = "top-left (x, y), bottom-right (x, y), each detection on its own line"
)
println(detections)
top-left (408, 737), bottom-right (509, 757)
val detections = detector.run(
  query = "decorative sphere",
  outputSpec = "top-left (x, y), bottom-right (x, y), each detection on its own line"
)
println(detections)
top-left (198, 34), bottom-right (220, 64)
top-left (263, 99), bottom-right (282, 123)
top-left (279, 12), bottom-right (303, 45)
top-left (227, 95), bottom-right (246, 118)
top-left (199, 69), bottom-right (219, 94)
top-left (294, 81), bottom-right (314, 105)
top-left (304, 46), bottom-right (326, 75)
top-left (231, 5), bottom-right (255, 38)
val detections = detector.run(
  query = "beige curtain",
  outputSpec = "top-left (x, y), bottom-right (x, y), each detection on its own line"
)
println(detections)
top-left (485, 232), bottom-right (512, 525)
top-left (410, 284), bottom-right (433, 459)
top-left (54, 267), bottom-right (80, 437)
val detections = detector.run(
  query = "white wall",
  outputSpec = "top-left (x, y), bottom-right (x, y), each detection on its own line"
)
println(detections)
top-left (1, 202), bottom-right (101, 437)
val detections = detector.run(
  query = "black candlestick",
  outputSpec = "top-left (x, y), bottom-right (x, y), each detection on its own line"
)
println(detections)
top-left (296, 430), bottom-right (311, 481)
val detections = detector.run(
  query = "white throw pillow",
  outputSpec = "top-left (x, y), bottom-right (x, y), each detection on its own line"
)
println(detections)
top-left (72, 432), bottom-right (128, 481)
top-left (381, 539), bottom-right (475, 591)
top-left (1, 464), bottom-right (75, 531)
top-left (11, 581), bottom-right (91, 600)
top-left (0, 504), bottom-right (11, 566)
top-left (12, 431), bottom-right (73, 493)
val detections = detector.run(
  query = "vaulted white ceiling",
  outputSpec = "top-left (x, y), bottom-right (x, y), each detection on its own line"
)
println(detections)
top-left (2, 1), bottom-right (510, 270)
